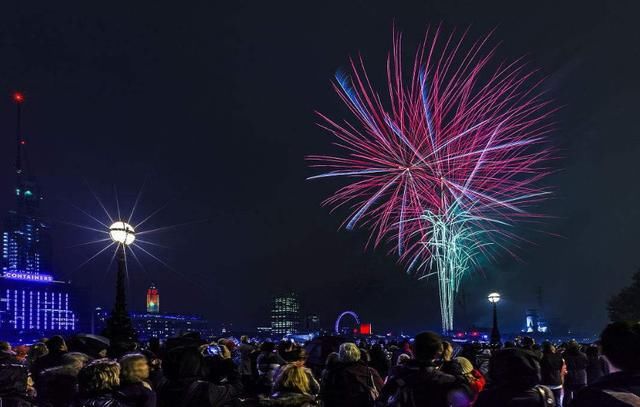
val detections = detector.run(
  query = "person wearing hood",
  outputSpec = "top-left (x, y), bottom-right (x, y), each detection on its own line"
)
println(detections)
top-left (379, 332), bottom-right (466, 407)
top-left (474, 347), bottom-right (555, 407)
top-left (36, 352), bottom-right (90, 407)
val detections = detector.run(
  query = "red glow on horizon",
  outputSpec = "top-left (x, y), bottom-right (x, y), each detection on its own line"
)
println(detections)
top-left (359, 323), bottom-right (372, 335)
top-left (13, 92), bottom-right (25, 104)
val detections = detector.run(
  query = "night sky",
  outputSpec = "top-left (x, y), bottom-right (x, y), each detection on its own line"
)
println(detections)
top-left (1, 1), bottom-right (639, 335)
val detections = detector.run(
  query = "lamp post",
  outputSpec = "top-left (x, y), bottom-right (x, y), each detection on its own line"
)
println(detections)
top-left (103, 221), bottom-right (137, 344)
top-left (488, 292), bottom-right (501, 346)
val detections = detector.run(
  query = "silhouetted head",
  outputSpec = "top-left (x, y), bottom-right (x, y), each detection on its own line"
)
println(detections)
top-left (601, 321), bottom-right (640, 373)
top-left (412, 331), bottom-right (443, 362)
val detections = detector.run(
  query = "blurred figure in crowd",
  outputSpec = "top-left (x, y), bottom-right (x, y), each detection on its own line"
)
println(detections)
top-left (37, 352), bottom-right (90, 407)
top-left (572, 321), bottom-right (640, 406)
top-left (118, 353), bottom-right (156, 407)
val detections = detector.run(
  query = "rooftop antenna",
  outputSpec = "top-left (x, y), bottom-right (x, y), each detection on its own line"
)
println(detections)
top-left (13, 91), bottom-right (25, 180)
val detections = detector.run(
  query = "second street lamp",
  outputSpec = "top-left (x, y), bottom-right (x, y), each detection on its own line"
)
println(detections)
top-left (488, 292), bottom-right (501, 346)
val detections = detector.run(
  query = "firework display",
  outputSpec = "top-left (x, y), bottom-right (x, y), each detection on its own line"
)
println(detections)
top-left (308, 28), bottom-right (555, 331)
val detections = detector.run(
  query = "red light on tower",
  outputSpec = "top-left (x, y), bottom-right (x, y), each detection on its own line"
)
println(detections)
top-left (13, 92), bottom-right (25, 104)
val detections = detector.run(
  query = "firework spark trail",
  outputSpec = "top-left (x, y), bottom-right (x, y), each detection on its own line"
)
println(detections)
top-left (308, 28), bottom-right (555, 332)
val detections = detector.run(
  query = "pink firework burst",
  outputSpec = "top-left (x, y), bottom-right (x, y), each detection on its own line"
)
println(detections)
top-left (308, 27), bottom-right (556, 266)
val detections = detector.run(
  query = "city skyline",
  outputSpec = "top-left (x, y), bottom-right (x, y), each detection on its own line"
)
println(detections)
top-left (1, 1), bottom-right (639, 335)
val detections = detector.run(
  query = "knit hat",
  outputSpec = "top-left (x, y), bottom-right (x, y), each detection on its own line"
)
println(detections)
top-left (455, 356), bottom-right (474, 375)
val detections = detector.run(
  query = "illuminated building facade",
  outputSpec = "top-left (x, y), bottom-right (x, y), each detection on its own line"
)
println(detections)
top-left (271, 292), bottom-right (300, 335)
top-left (524, 308), bottom-right (549, 333)
top-left (0, 94), bottom-right (79, 343)
top-left (146, 284), bottom-right (159, 313)
top-left (94, 307), bottom-right (211, 341)
top-left (94, 284), bottom-right (213, 341)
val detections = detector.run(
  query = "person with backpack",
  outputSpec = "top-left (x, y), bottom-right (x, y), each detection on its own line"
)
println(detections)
top-left (377, 331), bottom-right (467, 407)
top-left (474, 347), bottom-right (555, 407)
top-left (572, 321), bottom-right (640, 407)
top-left (320, 342), bottom-right (383, 407)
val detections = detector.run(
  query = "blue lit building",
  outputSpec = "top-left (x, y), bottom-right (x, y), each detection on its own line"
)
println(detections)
top-left (0, 95), bottom-right (80, 343)
top-left (94, 284), bottom-right (214, 341)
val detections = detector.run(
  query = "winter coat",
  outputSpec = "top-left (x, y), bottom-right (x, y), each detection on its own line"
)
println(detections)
top-left (257, 352), bottom-right (286, 391)
top-left (32, 351), bottom-right (68, 379)
top-left (0, 350), bottom-right (20, 365)
top-left (586, 355), bottom-right (605, 385)
top-left (157, 378), bottom-right (242, 407)
top-left (36, 365), bottom-right (81, 407)
top-left (321, 361), bottom-right (383, 407)
top-left (117, 381), bottom-right (156, 407)
top-left (563, 348), bottom-right (588, 388)
top-left (474, 385), bottom-right (555, 407)
top-left (238, 343), bottom-right (256, 376)
top-left (368, 350), bottom-right (390, 379)
top-left (0, 362), bottom-right (36, 407)
top-left (74, 393), bottom-right (128, 407)
top-left (572, 372), bottom-right (640, 407)
top-left (378, 360), bottom-right (464, 407)
top-left (540, 353), bottom-right (564, 387)
top-left (273, 365), bottom-right (320, 395)
top-left (259, 391), bottom-right (318, 407)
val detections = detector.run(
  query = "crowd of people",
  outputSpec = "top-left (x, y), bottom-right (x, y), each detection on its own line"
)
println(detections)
top-left (0, 321), bottom-right (639, 406)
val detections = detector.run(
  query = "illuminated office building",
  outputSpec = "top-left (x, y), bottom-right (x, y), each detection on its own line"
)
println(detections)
top-left (271, 292), bottom-right (300, 335)
top-left (0, 93), bottom-right (79, 342)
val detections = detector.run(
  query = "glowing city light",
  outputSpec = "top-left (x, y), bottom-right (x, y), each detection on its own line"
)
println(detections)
top-left (488, 292), bottom-right (501, 303)
top-left (13, 92), bottom-right (24, 104)
top-left (109, 221), bottom-right (136, 245)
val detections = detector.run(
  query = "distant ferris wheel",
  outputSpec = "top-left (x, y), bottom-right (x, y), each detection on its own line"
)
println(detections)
top-left (335, 310), bottom-right (360, 334)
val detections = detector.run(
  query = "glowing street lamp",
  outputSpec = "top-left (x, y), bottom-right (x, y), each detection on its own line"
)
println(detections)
top-left (109, 221), bottom-right (135, 245)
top-left (104, 221), bottom-right (137, 343)
top-left (488, 292), bottom-right (501, 346)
